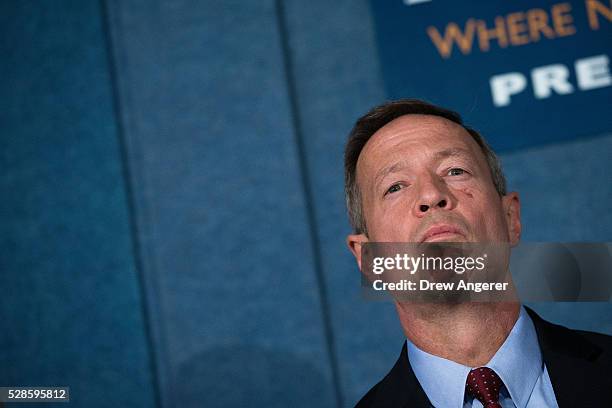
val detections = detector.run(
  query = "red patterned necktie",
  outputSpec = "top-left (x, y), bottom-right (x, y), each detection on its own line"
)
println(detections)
top-left (465, 367), bottom-right (504, 408)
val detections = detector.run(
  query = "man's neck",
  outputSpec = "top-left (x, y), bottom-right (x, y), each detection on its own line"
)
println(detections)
top-left (396, 302), bottom-right (520, 367)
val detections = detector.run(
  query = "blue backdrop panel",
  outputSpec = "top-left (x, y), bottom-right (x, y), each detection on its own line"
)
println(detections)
top-left (0, 1), bottom-right (156, 407)
top-left (280, 1), bottom-right (405, 406)
top-left (104, 1), bottom-right (337, 406)
top-left (502, 133), bottom-right (612, 242)
top-left (370, 0), bottom-right (612, 151)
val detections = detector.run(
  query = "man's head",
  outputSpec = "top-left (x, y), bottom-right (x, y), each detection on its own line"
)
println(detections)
top-left (344, 99), bottom-right (521, 265)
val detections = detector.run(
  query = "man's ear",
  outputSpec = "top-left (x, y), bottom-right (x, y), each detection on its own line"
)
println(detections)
top-left (502, 192), bottom-right (521, 246)
top-left (347, 233), bottom-right (369, 271)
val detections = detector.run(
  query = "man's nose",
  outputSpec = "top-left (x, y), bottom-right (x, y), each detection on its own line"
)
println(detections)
top-left (413, 174), bottom-right (455, 217)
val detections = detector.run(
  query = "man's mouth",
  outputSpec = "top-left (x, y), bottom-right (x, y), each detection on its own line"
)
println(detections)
top-left (420, 224), bottom-right (465, 242)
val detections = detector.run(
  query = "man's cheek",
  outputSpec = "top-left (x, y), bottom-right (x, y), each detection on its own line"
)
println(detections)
top-left (455, 183), bottom-right (488, 199)
top-left (459, 187), bottom-right (474, 198)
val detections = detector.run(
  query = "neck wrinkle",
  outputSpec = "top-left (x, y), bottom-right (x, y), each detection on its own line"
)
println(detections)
top-left (396, 301), bottom-right (520, 367)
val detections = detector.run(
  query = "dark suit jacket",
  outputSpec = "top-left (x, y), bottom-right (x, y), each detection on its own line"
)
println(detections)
top-left (355, 307), bottom-right (612, 407)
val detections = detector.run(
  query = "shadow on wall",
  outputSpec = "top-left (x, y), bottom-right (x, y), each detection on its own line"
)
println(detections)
top-left (174, 344), bottom-right (335, 408)
top-left (512, 243), bottom-right (612, 301)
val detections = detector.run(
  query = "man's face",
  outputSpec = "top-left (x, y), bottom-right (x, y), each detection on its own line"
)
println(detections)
top-left (348, 114), bottom-right (520, 258)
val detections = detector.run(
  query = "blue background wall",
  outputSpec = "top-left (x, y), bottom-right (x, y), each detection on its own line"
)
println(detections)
top-left (0, 1), bottom-right (610, 407)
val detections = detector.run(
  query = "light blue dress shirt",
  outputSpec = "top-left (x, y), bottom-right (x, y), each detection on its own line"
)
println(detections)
top-left (406, 307), bottom-right (559, 408)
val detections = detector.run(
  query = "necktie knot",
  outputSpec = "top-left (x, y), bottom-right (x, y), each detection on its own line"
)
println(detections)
top-left (465, 367), bottom-right (504, 408)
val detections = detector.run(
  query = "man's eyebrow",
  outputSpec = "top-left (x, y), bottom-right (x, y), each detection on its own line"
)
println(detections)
top-left (374, 160), bottom-right (411, 186)
top-left (373, 147), bottom-right (473, 186)
top-left (432, 147), bottom-right (473, 161)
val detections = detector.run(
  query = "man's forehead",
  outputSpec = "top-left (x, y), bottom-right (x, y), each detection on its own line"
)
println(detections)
top-left (357, 114), bottom-right (478, 172)
top-left (368, 114), bottom-right (468, 147)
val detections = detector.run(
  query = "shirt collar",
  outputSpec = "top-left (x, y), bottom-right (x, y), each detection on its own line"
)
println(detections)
top-left (406, 335), bottom-right (471, 408)
top-left (487, 306), bottom-right (542, 408)
top-left (406, 306), bottom-right (542, 408)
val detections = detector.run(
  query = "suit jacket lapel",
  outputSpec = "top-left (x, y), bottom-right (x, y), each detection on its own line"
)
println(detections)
top-left (526, 306), bottom-right (612, 406)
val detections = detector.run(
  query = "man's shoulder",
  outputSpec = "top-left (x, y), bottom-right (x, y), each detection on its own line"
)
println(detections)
top-left (577, 327), bottom-right (612, 349)
top-left (525, 306), bottom-right (611, 340)
top-left (525, 306), bottom-right (612, 359)
top-left (354, 365), bottom-right (405, 408)
top-left (354, 342), bottom-right (430, 408)
top-left (523, 307), bottom-right (612, 405)
top-left (571, 325), bottom-right (612, 351)
top-left (354, 375), bottom-right (386, 408)
top-left (573, 328), bottom-right (612, 369)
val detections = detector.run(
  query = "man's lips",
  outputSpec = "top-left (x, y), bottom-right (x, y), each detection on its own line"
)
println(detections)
top-left (420, 224), bottom-right (465, 242)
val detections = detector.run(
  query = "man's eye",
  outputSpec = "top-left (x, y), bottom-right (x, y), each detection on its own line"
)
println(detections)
top-left (386, 184), bottom-right (403, 195)
top-left (448, 168), bottom-right (466, 176)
